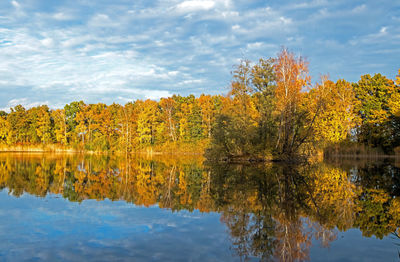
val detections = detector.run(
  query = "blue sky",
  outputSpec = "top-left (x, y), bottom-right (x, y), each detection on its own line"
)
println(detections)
top-left (0, 0), bottom-right (399, 110)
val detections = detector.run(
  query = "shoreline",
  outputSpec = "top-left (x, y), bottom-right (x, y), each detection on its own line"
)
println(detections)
top-left (0, 147), bottom-right (205, 156)
top-left (0, 147), bottom-right (399, 162)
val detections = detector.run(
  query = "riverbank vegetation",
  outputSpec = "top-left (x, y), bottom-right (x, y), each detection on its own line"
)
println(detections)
top-left (0, 48), bottom-right (399, 160)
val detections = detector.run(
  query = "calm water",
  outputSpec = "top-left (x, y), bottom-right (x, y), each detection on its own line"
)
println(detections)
top-left (0, 153), bottom-right (399, 261)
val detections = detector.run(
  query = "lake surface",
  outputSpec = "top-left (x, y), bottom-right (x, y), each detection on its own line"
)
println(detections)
top-left (0, 153), bottom-right (399, 261)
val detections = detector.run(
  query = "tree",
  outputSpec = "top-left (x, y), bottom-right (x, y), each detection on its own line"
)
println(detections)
top-left (159, 97), bottom-right (177, 142)
top-left (52, 109), bottom-right (68, 145)
top-left (75, 103), bottom-right (90, 146)
top-left (107, 103), bottom-right (123, 151)
top-left (274, 48), bottom-right (311, 158)
top-left (87, 103), bottom-right (110, 151)
top-left (7, 105), bottom-right (29, 144)
top-left (174, 95), bottom-right (203, 142)
top-left (117, 102), bottom-right (139, 153)
top-left (353, 73), bottom-right (398, 151)
top-left (35, 105), bottom-right (52, 144)
top-left (388, 69), bottom-right (400, 150)
top-left (64, 101), bottom-right (85, 144)
top-left (0, 113), bottom-right (9, 143)
top-left (198, 94), bottom-right (223, 139)
top-left (207, 59), bottom-right (263, 159)
top-left (137, 99), bottom-right (159, 146)
top-left (251, 58), bottom-right (277, 149)
top-left (308, 78), bottom-right (358, 146)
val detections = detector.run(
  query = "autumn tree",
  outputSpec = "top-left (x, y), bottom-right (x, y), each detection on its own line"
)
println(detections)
top-left (0, 113), bottom-right (9, 143)
top-left (159, 97), bottom-right (177, 142)
top-left (87, 103), bottom-right (111, 151)
top-left (137, 99), bottom-right (159, 147)
top-left (353, 73), bottom-right (400, 151)
top-left (117, 102), bottom-right (139, 153)
top-left (106, 103), bottom-right (123, 151)
top-left (208, 60), bottom-right (262, 159)
top-left (64, 101), bottom-right (85, 145)
top-left (7, 105), bottom-right (29, 144)
top-left (198, 94), bottom-right (222, 139)
top-left (307, 78), bottom-right (357, 147)
top-left (35, 105), bottom-right (53, 144)
top-left (75, 103), bottom-right (90, 146)
top-left (274, 48), bottom-right (311, 158)
top-left (52, 109), bottom-right (68, 145)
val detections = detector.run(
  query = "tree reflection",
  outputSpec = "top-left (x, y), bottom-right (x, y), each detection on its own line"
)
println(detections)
top-left (210, 164), bottom-right (314, 261)
top-left (0, 153), bottom-right (399, 261)
top-left (208, 161), bottom-right (400, 261)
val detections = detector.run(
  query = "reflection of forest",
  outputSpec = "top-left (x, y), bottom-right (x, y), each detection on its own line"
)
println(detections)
top-left (0, 153), bottom-right (400, 261)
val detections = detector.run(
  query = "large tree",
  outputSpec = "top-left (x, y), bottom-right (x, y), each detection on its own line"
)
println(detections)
top-left (273, 48), bottom-right (311, 157)
top-left (353, 73), bottom-right (399, 151)
top-left (307, 78), bottom-right (357, 146)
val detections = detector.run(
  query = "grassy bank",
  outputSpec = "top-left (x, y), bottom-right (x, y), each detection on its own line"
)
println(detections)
top-left (0, 141), bottom-right (209, 155)
top-left (0, 144), bottom-right (79, 153)
top-left (323, 143), bottom-right (400, 159)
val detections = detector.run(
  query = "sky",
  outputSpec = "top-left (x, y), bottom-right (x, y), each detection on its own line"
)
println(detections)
top-left (0, 0), bottom-right (399, 110)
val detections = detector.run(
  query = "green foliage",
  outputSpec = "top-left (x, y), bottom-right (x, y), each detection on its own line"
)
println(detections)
top-left (353, 73), bottom-right (400, 152)
top-left (206, 58), bottom-right (277, 160)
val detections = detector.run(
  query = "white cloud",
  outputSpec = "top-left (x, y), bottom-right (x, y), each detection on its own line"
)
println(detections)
top-left (246, 42), bottom-right (263, 50)
top-left (231, 24), bottom-right (240, 30)
top-left (279, 16), bottom-right (291, 25)
top-left (352, 4), bottom-right (367, 13)
top-left (217, 0), bottom-right (231, 8)
top-left (168, 71), bottom-right (179, 76)
top-left (229, 7), bottom-right (294, 39)
top-left (142, 90), bottom-right (172, 100)
top-left (40, 38), bottom-right (54, 48)
top-left (11, 0), bottom-right (20, 8)
top-left (52, 12), bottom-right (74, 21)
top-left (284, 0), bottom-right (329, 10)
top-left (176, 1), bottom-right (215, 13)
top-left (88, 14), bottom-right (118, 28)
top-left (1, 98), bottom-right (49, 112)
top-left (177, 79), bottom-right (204, 86)
top-left (349, 26), bottom-right (391, 46)
top-left (61, 35), bottom-right (92, 48)
top-left (115, 88), bottom-right (172, 100)
top-left (220, 11), bottom-right (239, 18)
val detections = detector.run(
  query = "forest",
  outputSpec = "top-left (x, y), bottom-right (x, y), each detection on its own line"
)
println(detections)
top-left (0, 48), bottom-right (399, 160)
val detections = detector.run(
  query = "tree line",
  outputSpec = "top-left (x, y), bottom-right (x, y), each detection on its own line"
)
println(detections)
top-left (0, 48), bottom-right (399, 158)
top-left (0, 95), bottom-right (222, 153)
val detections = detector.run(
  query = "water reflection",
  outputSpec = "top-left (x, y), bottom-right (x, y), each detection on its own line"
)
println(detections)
top-left (0, 153), bottom-right (399, 261)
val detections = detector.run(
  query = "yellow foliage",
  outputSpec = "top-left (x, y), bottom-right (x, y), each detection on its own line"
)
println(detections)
top-left (308, 79), bottom-right (357, 144)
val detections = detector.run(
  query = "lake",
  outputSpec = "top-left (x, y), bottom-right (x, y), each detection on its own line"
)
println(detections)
top-left (0, 153), bottom-right (399, 261)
